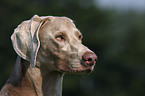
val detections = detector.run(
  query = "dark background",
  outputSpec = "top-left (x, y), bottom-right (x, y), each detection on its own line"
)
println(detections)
top-left (0, 0), bottom-right (145, 96)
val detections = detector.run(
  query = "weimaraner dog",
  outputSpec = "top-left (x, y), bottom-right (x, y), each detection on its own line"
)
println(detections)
top-left (0, 15), bottom-right (97, 96)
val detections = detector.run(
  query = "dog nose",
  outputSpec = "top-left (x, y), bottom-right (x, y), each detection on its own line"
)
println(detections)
top-left (82, 51), bottom-right (98, 66)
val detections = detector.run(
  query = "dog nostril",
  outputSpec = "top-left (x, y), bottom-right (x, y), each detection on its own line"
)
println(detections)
top-left (82, 51), bottom-right (97, 66)
top-left (95, 58), bottom-right (97, 61)
top-left (88, 58), bottom-right (92, 61)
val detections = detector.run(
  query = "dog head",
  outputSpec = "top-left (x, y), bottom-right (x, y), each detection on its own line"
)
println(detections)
top-left (11, 15), bottom-right (97, 74)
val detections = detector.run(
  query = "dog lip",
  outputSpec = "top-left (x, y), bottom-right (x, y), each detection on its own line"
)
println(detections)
top-left (81, 59), bottom-right (97, 67)
top-left (57, 62), bottom-right (95, 74)
top-left (69, 63), bottom-right (81, 68)
top-left (59, 65), bottom-right (94, 74)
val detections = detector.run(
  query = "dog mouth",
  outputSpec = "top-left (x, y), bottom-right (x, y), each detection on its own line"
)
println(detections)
top-left (59, 65), bottom-right (95, 74)
top-left (60, 69), bottom-right (93, 74)
top-left (70, 67), bottom-right (94, 74)
top-left (56, 59), bottom-right (96, 74)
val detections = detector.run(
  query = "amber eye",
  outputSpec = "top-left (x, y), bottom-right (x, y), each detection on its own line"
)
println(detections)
top-left (78, 34), bottom-right (83, 40)
top-left (56, 34), bottom-right (65, 41)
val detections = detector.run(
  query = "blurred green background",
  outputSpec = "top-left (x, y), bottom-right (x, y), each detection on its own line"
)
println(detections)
top-left (0, 0), bottom-right (145, 96)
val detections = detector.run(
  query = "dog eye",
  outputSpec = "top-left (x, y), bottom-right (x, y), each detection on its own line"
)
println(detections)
top-left (55, 34), bottom-right (65, 41)
top-left (78, 34), bottom-right (83, 40)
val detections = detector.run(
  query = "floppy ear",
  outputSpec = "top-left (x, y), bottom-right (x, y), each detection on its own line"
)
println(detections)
top-left (11, 15), bottom-right (46, 67)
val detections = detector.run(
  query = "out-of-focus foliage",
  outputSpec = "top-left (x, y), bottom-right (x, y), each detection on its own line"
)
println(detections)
top-left (0, 0), bottom-right (145, 96)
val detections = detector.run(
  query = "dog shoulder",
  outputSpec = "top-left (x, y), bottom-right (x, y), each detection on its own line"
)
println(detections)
top-left (0, 84), bottom-right (17, 96)
top-left (0, 84), bottom-right (37, 96)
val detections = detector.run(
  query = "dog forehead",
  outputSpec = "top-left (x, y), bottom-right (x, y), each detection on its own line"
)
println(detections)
top-left (52, 17), bottom-right (76, 29)
top-left (40, 16), bottom-right (80, 37)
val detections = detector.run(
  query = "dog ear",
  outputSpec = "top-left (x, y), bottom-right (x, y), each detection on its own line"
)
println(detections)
top-left (11, 15), bottom-right (48, 67)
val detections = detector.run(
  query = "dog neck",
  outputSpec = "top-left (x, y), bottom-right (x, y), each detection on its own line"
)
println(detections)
top-left (28, 65), bottom-right (64, 96)
top-left (7, 56), bottom-right (64, 96)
